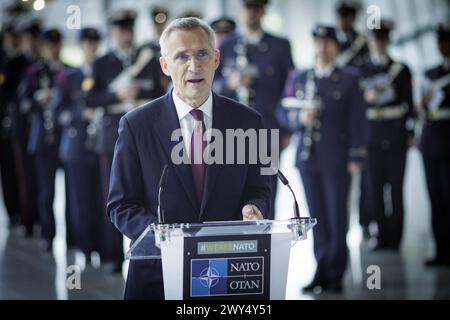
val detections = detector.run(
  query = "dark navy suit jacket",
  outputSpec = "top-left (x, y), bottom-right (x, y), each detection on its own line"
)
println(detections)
top-left (107, 91), bottom-right (272, 298)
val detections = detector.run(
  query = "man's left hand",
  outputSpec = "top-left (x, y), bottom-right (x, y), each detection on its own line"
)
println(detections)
top-left (242, 204), bottom-right (264, 221)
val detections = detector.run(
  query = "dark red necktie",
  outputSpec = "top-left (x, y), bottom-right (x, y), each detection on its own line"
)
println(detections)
top-left (190, 109), bottom-right (207, 202)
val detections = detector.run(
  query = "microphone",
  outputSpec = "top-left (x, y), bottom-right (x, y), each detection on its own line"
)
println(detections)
top-left (157, 164), bottom-right (169, 224)
top-left (276, 169), bottom-right (301, 219)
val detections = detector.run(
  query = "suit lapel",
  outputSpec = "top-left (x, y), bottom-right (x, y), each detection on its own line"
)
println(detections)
top-left (199, 94), bottom-right (228, 217)
top-left (154, 92), bottom-right (200, 213)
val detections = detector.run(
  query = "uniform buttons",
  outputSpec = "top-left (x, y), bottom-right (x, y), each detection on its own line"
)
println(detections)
top-left (303, 136), bottom-right (312, 146)
top-left (265, 67), bottom-right (274, 76)
top-left (333, 91), bottom-right (342, 100)
top-left (68, 128), bottom-right (78, 138)
top-left (313, 121), bottom-right (321, 129)
top-left (296, 90), bottom-right (304, 99)
top-left (313, 133), bottom-right (321, 141)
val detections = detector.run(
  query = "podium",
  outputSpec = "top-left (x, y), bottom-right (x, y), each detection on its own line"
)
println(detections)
top-left (127, 217), bottom-right (316, 300)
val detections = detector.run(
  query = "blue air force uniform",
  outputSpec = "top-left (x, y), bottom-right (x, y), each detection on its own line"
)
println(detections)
top-left (216, 28), bottom-right (294, 220)
top-left (278, 26), bottom-right (366, 290)
top-left (56, 28), bottom-right (103, 257)
top-left (418, 25), bottom-right (450, 266)
top-left (279, 26), bottom-right (365, 288)
top-left (335, 2), bottom-right (370, 69)
top-left (19, 42), bottom-right (66, 247)
top-left (359, 23), bottom-right (416, 250)
top-left (85, 10), bottom-right (166, 270)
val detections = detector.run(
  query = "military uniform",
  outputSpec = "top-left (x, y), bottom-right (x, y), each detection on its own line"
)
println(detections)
top-left (418, 25), bottom-right (450, 266)
top-left (0, 26), bottom-right (21, 224)
top-left (19, 29), bottom-right (67, 249)
top-left (335, 1), bottom-right (370, 69)
top-left (360, 22), bottom-right (415, 250)
top-left (11, 20), bottom-right (42, 235)
top-left (85, 10), bottom-right (166, 270)
top-left (279, 26), bottom-right (366, 291)
top-left (216, 0), bottom-right (294, 219)
top-left (56, 28), bottom-right (103, 258)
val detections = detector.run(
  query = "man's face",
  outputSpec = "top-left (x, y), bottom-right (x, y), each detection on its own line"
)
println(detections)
top-left (42, 42), bottom-right (61, 61)
top-left (368, 37), bottom-right (389, 55)
top-left (243, 5), bottom-right (265, 31)
top-left (338, 14), bottom-right (356, 32)
top-left (21, 34), bottom-right (41, 55)
top-left (81, 40), bottom-right (99, 62)
top-left (160, 28), bottom-right (220, 106)
top-left (314, 38), bottom-right (339, 64)
top-left (111, 26), bottom-right (134, 49)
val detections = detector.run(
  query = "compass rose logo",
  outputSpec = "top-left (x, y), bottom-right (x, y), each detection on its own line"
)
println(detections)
top-left (199, 266), bottom-right (221, 289)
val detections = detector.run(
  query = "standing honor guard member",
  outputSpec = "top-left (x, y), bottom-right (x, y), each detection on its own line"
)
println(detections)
top-left (417, 24), bottom-right (450, 267)
top-left (335, 1), bottom-right (369, 69)
top-left (19, 28), bottom-right (66, 251)
top-left (279, 25), bottom-right (366, 293)
top-left (217, 0), bottom-right (294, 219)
top-left (85, 9), bottom-right (166, 273)
top-left (360, 21), bottom-right (416, 251)
top-left (57, 28), bottom-right (103, 263)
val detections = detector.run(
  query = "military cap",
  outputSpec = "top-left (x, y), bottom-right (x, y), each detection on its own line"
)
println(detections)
top-left (108, 9), bottom-right (137, 28)
top-left (368, 20), bottom-right (394, 40)
top-left (18, 19), bottom-right (42, 37)
top-left (151, 6), bottom-right (169, 25)
top-left (312, 24), bottom-right (339, 44)
top-left (79, 27), bottom-right (101, 42)
top-left (41, 28), bottom-right (63, 43)
top-left (210, 17), bottom-right (236, 34)
top-left (336, 1), bottom-right (360, 16)
top-left (242, 0), bottom-right (269, 8)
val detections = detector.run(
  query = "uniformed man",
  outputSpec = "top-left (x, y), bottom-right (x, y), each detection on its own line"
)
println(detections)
top-left (19, 28), bottom-right (66, 251)
top-left (210, 17), bottom-right (236, 49)
top-left (12, 19), bottom-right (43, 236)
top-left (0, 23), bottom-right (21, 226)
top-left (216, 0), bottom-right (294, 219)
top-left (56, 28), bottom-right (103, 264)
top-left (85, 9), bottom-right (166, 273)
top-left (417, 24), bottom-right (450, 267)
top-left (360, 21), bottom-right (416, 251)
top-left (335, 1), bottom-right (370, 68)
top-left (278, 25), bottom-right (366, 293)
top-left (150, 6), bottom-right (169, 50)
top-left (141, 6), bottom-right (171, 91)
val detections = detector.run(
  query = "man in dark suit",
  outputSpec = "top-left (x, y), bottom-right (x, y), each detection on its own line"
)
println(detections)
top-left (107, 17), bottom-right (271, 299)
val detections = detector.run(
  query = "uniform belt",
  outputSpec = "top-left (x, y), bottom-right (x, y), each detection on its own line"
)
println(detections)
top-left (366, 105), bottom-right (406, 120)
top-left (107, 100), bottom-right (148, 115)
top-left (428, 108), bottom-right (450, 121)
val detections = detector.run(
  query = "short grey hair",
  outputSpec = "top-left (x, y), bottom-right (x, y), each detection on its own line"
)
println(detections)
top-left (159, 17), bottom-right (216, 56)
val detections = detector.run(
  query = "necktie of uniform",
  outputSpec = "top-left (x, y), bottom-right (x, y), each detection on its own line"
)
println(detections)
top-left (190, 109), bottom-right (207, 202)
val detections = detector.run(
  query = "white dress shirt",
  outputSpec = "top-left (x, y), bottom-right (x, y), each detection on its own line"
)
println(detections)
top-left (172, 91), bottom-right (213, 155)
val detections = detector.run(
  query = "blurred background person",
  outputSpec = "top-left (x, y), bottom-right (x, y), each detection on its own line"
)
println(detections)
top-left (18, 28), bottom-right (66, 252)
top-left (216, 0), bottom-right (294, 220)
top-left (85, 9), bottom-right (166, 273)
top-left (56, 27), bottom-right (103, 265)
top-left (360, 20), bottom-right (416, 251)
top-left (416, 24), bottom-right (450, 267)
top-left (278, 25), bottom-right (366, 293)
